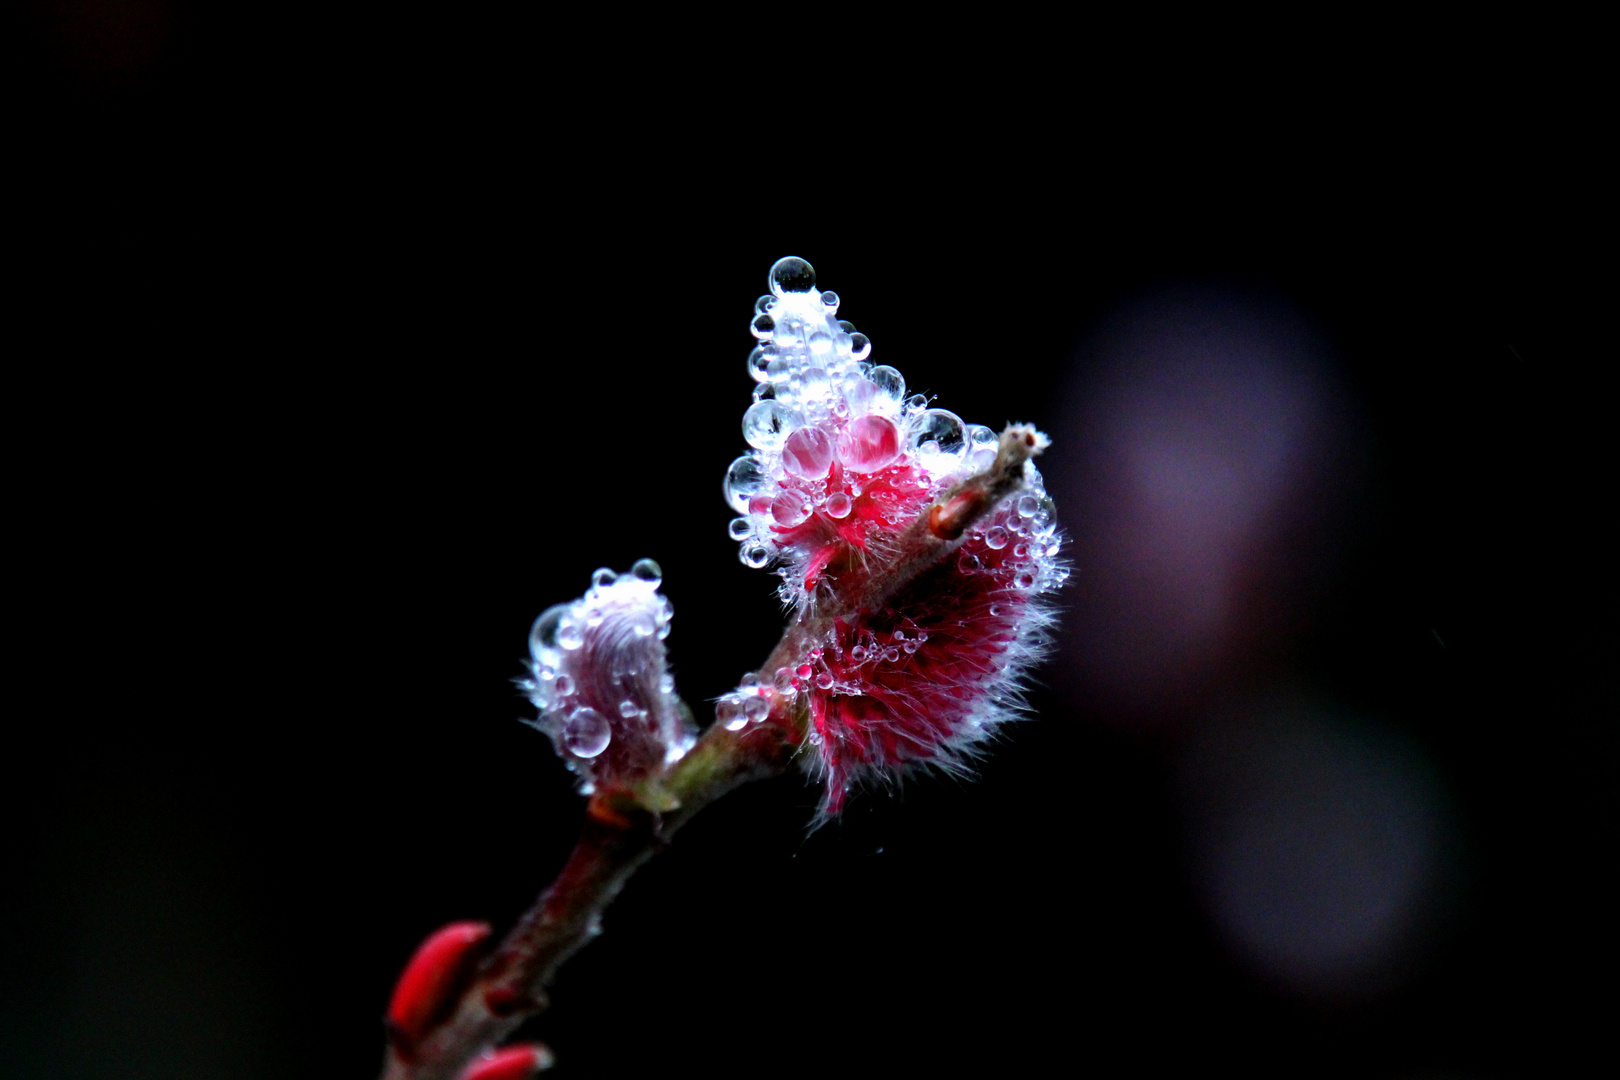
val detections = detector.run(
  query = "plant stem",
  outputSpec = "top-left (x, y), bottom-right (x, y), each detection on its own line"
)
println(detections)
top-left (377, 718), bottom-right (797, 1080)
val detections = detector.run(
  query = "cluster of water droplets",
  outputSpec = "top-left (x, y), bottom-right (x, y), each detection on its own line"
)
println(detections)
top-left (724, 257), bottom-right (1001, 577)
top-left (953, 473), bottom-right (1070, 594)
top-left (517, 558), bottom-right (693, 789)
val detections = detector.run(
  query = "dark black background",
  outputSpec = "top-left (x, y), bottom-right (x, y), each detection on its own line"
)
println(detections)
top-left (9, 6), bottom-right (1607, 1078)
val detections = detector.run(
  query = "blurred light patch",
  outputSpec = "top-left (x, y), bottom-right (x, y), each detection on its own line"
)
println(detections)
top-left (1177, 695), bottom-right (1450, 1000)
top-left (1050, 284), bottom-right (1359, 719)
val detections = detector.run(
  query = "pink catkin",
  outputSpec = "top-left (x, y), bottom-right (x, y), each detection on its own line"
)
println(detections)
top-left (722, 257), bottom-right (1067, 819)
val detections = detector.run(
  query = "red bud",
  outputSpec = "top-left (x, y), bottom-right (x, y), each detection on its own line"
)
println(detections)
top-left (459, 1044), bottom-right (554, 1080)
top-left (386, 921), bottom-right (492, 1053)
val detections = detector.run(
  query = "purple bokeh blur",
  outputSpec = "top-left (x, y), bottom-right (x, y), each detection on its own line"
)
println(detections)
top-left (1050, 283), bottom-right (1361, 722)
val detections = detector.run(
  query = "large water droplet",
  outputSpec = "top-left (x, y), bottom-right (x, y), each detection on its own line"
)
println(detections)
top-left (800, 366), bottom-right (831, 401)
top-left (843, 377), bottom-right (880, 416)
top-left (724, 455), bottom-right (765, 513)
top-left (747, 345), bottom-right (773, 383)
top-left (838, 414), bottom-right (901, 473)
top-left (915, 409), bottom-right (967, 460)
top-left (850, 332), bottom-right (871, 360)
top-left (529, 605), bottom-right (569, 664)
top-left (782, 425), bottom-right (836, 479)
top-left (771, 488), bottom-right (812, 527)
top-left (751, 313), bottom-right (775, 339)
top-left (728, 516), bottom-right (753, 540)
top-left (985, 526), bottom-right (1008, 550)
top-left (820, 290), bottom-right (840, 311)
top-left (740, 542), bottom-right (771, 568)
top-left (630, 558), bottom-right (662, 586)
top-left (591, 567), bottom-right (617, 588)
top-left (868, 365), bottom-right (905, 405)
top-left (825, 491), bottom-right (852, 518)
top-left (768, 256), bottom-right (816, 295)
top-left (563, 707), bottom-right (611, 757)
top-left (718, 697), bottom-right (747, 731)
top-left (743, 400), bottom-right (800, 451)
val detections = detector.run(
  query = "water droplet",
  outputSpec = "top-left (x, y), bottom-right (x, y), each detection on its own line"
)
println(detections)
top-left (800, 366), bottom-right (831, 400)
top-left (553, 674), bottom-right (574, 697)
top-left (966, 424), bottom-right (999, 469)
top-left (619, 699), bottom-right (640, 718)
top-left (915, 409), bottom-right (967, 461)
top-left (769, 256), bottom-right (817, 295)
top-left (728, 517), bottom-right (753, 540)
top-left (986, 526), bottom-right (1008, 549)
top-left (563, 707), bottom-right (611, 758)
top-left (718, 697), bottom-right (747, 731)
top-left (529, 604), bottom-right (569, 663)
top-left (883, 646), bottom-right (900, 662)
top-left (743, 400), bottom-right (800, 451)
top-left (838, 414), bottom-right (901, 473)
top-left (815, 672), bottom-right (834, 690)
top-left (774, 666), bottom-right (795, 693)
top-left (724, 455), bottom-right (765, 513)
top-left (1013, 541), bottom-right (1030, 558)
top-left (850, 332), bottom-right (871, 360)
top-left (557, 619), bottom-right (584, 650)
top-left (747, 345), bottom-right (773, 382)
top-left (868, 365), bottom-right (905, 405)
top-left (825, 491), bottom-right (852, 518)
top-left (905, 393), bottom-right (929, 413)
top-left (843, 377), bottom-right (877, 415)
top-left (807, 332), bottom-right (834, 360)
top-left (743, 695), bottom-right (770, 722)
top-left (902, 639), bottom-right (919, 653)
top-left (591, 567), bottom-right (617, 589)
top-left (796, 664), bottom-right (813, 678)
top-left (892, 630), bottom-right (906, 641)
top-left (751, 313), bottom-right (775, 339)
top-left (754, 294), bottom-right (775, 316)
top-left (630, 558), bottom-right (662, 586)
top-left (1017, 494), bottom-right (1039, 518)
top-left (820, 290), bottom-right (840, 310)
top-left (850, 645), bottom-right (868, 663)
top-left (740, 542), bottom-right (771, 568)
top-left (782, 425), bottom-right (836, 479)
top-left (1016, 570), bottom-right (1037, 590)
top-left (771, 488), bottom-right (811, 527)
